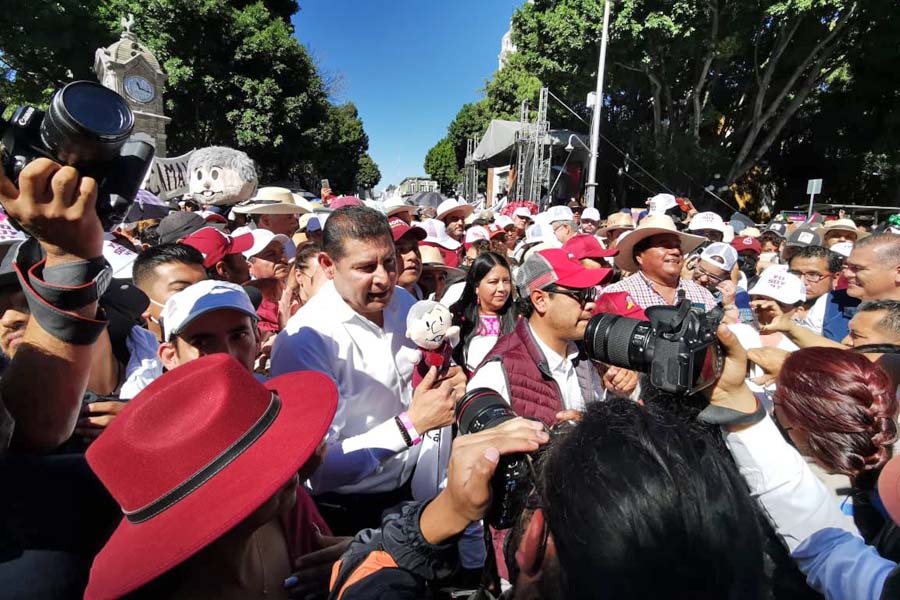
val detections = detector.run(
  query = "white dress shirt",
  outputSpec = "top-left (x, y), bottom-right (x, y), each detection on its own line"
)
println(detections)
top-left (271, 281), bottom-right (421, 495)
top-left (795, 293), bottom-right (828, 336)
top-left (724, 413), bottom-right (857, 552)
top-left (467, 322), bottom-right (604, 411)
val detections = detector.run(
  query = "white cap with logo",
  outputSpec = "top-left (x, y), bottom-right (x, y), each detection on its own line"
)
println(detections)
top-left (700, 242), bottom-right (738, 271)
top-left (748, 267), bottom-right (806, 305)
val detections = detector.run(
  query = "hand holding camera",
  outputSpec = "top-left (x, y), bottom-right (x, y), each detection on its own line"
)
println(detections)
top-left (420, 417), bottom-right (548, 545)
top-left (0, 158), bottom-right (103, 262)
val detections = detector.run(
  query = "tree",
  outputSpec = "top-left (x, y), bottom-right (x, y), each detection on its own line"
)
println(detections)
top-left (424, 137), bottom-right (460, 194)
top-left (355, 153), bottom-right (381, 191)
top-left (0, 0), bottom-right (376, 192)
top-left (511, 0), bottom-right (866, 209)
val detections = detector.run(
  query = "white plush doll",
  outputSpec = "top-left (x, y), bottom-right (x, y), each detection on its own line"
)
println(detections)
top-left (188, 146), bottom-right (258, 207)
top-left (398, 300), bottom-right (461, 388)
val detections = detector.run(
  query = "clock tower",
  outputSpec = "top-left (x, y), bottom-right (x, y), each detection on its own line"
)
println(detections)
top-left (94, 15), bottom-right (171, 157)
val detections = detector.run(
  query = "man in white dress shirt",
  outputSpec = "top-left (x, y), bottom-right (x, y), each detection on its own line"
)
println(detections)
top-left (271, 206), bottom-right (466, 534)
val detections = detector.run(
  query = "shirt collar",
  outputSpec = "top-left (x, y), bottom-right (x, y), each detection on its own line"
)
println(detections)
top-left (637, 270), bottom-right (685, 293)
top-left (529, 323), bottom-right (579, 371)
top-left (320, 280), bottom-right (400, 331)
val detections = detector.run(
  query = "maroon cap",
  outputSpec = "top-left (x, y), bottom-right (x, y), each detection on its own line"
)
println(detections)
top-left (487, 224), bottom-right (506, 239)
top-left (181, 227), bottom-right (254, 268)
top-left (389, 217), bottom-right (427, 243)
top-left (329, 196), bottom-right (365, 210)
top-left (731, 236), bottom-right (761, 255)
top-left (519, 248), bottom-right (612, 293)
top-left (563, 234), bottom-right (618, 260)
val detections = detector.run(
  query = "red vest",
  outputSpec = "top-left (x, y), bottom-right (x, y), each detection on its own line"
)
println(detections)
top-left (479, 319), bottom-right (595, 427)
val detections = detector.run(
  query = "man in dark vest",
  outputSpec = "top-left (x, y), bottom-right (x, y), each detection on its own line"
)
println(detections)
top-left (468, 248), bottom-right (638, 427)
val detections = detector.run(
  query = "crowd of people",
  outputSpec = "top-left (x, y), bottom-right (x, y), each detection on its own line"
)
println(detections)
top-left (1, 157), bottom-right (900, 599)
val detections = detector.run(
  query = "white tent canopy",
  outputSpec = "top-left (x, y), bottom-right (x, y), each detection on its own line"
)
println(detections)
top-left (472, 119), bottom-right (590, 168)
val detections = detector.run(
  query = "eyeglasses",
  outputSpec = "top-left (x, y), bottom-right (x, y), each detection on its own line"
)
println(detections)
top-left (788, 270), bottom-right (829, 283)
top-left (546, 285), bottom-right (597, 306)
top-left (694, 264), bottom-right (727, 284)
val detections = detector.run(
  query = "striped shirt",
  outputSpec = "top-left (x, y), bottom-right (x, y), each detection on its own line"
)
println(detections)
top-left (601, 271), bottom-right (717, 311)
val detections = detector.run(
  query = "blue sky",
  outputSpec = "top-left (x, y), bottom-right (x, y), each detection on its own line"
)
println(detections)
top-left (292, 0), bottom-right (523, 192)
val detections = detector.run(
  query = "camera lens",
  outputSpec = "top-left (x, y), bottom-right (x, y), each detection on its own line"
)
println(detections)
top-left (41, 81), bottom-right (134, 167)
top-left (584, 313), bottom-right (652, 371)
top-left (456, 389), bottom-right (516, 434)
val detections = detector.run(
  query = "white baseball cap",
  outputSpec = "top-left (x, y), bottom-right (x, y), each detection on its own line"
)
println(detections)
top-left (700, 242), bottom-right (738, 271)
top-left (688, 212), bottom-right (728, 235)
top-left (546, 205), bottom-right (574, 223)
top-left (581, 207), bottom-right (601, 222)
top-left (160, 280), bottom-right (258, 341)
top-left (414, 218), bottom-right (460, 250)
top-left (647, 193), bottom-right (677, 214)
top-left (464, 226), bottom-right (490, 247)
top-left (748, 267), bottom-right (806, 305)
top-left (513, 207), bottom-right (534, 220)
top-left (236, 228), bottom-right (296, 261)
top-left (830, 241), bottom-right (854, 258)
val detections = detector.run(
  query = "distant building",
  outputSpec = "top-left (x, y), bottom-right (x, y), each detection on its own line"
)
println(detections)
top-left (499, 27), bottom-right (517, 70)
top-left (399, 177), bottom-right (439, 196)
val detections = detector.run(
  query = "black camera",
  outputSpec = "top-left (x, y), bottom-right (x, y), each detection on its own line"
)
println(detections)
top-left (455, 389), bottom-right (571, 530)
top-left (1, 81), bottom-right (155, 229)
top-left (585, 299), bottom-right (724, 395)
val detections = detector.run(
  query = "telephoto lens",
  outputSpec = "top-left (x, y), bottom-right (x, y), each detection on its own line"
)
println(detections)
top-left (584, 312), bottom-right (653, 372)
top-left (456, 389), bottom-right (534, 530)
top-left (42, 81), bottom-right (134, 167)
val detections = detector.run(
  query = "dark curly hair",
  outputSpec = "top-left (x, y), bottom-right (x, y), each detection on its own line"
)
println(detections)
top-left (774, 347), bottom-right (898, 488)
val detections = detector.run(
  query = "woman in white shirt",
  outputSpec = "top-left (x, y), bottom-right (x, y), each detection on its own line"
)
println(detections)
top-left (449, 252), bottom-right (518, 374)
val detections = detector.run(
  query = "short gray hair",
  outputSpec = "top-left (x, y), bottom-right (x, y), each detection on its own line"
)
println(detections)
top-left (855, 233), bottom-right (900, 266)
top-left (858, 300), bottom-right (900, 337)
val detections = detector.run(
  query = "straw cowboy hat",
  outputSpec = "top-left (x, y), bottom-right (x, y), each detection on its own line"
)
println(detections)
top-left (383, 197), bottom-right (417, 219)
top-left (436, 198), bottom-right (474, 222)
top-left (232, 186), bottom-right (311, 215)
top-left (419, 245), bottom-right (464, 278)
top-left (597, 212), bottom-right (636, 237)
top-left (83, 354), bottom-right (338, 599)
top-left (817, 218), bottom-right (859, 237)
top-left (614, 213), bottom-right (705, 272)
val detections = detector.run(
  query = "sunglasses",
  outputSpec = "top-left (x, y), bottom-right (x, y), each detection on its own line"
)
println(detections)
top-left (546, 285), bottom-right (597, 306)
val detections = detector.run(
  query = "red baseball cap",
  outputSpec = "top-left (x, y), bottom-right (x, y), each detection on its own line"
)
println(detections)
top-left (593, 291), bottom-right (648, 320)
top-left (487, 224), bottom-right (506, 239)
top-left (329, 196), bottom-right (365, 210)
top-left (84, 354), bottom-right (338, 599)
top-left (518, 248), bottom-right (613, 293)
top-left (563, 233), bottom-right (618, 260)
top-left (181, 227), bottom-right (254, 269)
top-left (389, 216), bottom-right (427, 243)
top-left (731, 236), bottom-right (761, 255)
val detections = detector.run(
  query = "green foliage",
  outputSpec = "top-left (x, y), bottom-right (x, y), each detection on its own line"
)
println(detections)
top-left (355, 153), bottom-right (382, 191)
top-left (0, 0), bottom-right (373, 191)
top-left (424, 137), bottom-right (460, 194)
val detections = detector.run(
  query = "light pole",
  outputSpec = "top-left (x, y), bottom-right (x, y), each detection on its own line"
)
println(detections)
top-left (585, 0), bottom-right (613, 210)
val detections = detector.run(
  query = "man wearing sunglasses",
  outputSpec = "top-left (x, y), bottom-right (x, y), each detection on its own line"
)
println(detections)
top-left (467, 248), bottom-right (636, 428)
top-left (688, 243), bottom-right (752, 324)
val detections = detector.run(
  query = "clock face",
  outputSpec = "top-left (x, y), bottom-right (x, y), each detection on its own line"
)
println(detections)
top-left (124, 76), bottom-right (155, 103)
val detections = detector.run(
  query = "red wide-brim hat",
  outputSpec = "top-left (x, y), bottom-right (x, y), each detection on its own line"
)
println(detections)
top-left (84, 354), bottom-right (337, 599)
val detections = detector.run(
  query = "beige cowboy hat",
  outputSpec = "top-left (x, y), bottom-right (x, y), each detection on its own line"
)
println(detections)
top-left (614, 214), bottom-right (705, 272)
top-left (232, 187), bottom-right (311, 215)
top-left (419, 245), bottom-right (464, 278)
top-left (436, 198), bottom-right (474, 222)
top-left (597, 212), bottom-right (636, 237)
top-left (817, 218), bottom-right (859, 237)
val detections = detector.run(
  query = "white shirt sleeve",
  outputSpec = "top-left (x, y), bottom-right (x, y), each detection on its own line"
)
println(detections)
top-left (271, 326), bottom-right (409, 493)
top-left (466, 360), bottom-right (510, 404)
top-left (724, 414), bottom-right (858, 552)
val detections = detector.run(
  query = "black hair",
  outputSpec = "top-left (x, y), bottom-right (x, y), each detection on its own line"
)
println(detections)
top-left (788, 245), bottom-right (843, 274)
top-left (539, 398), bottom-right (766, 599)
top-left (132, 243), bottom-right (205, 289)
top-left (322, 206), bottom-right (392, 261)
top-left (450, 252), bottom-right (517, 367)
top-left (295, 242), bottom-right (323, 267)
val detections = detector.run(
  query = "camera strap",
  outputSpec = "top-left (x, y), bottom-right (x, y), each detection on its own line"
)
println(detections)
top-left (13, 238), bottom-right (108, 345)
top-left (697, 401), bottom-right (766, 427)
